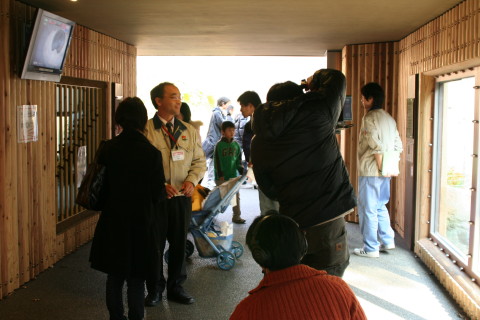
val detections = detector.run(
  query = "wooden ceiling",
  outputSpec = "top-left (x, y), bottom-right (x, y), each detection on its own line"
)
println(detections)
top-left (21, 0), bottom-right (463, 56)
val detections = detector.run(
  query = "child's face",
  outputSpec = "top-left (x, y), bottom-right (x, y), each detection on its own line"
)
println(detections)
top-left (222, 127), bottom-right (235, 140)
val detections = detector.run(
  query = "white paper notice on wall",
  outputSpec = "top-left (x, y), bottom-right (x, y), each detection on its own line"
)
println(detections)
top-left (17, 105), bottom-right (38, 143)
top-left (77, 146), bottom-right (87, 188)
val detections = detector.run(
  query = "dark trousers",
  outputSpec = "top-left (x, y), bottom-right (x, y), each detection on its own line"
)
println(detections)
top-left (301, 217), bottom-right (350, 277)
top-left (106, 274), bottom-right (144, 320)
top-left (146, 196), bottom-right (191, 295)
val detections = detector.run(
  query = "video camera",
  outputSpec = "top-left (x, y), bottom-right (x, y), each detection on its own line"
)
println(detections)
top-left (300, 78), bottom-right (353, 133)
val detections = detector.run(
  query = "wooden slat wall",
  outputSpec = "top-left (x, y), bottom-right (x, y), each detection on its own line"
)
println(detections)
top-left (397, 0), bottom-right (480, 317)
top-left (340, 42), bottom-right (403, 235)
top-left (402, 0), bottom-right (480, 75)
top-left (398, 0), bottom-right (480, 241)
top-left (0, 0), bottom-right (136, 299)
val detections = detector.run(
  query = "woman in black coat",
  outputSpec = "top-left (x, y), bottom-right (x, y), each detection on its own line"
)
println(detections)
top-left (89, 97), bottom-right (167, 320)
top-left (251, 70), bottom-right (357, 277)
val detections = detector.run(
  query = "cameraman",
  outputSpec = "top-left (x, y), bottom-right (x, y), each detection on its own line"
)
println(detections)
top-left (250, 69), bottom-right (357, 277)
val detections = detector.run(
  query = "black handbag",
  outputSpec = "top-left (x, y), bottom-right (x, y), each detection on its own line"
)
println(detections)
top-left (76, 140), bottom-right (107, 211)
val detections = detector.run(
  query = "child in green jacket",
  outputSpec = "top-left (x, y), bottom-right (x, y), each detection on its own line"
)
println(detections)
top-left (214, 121), bottom-right (245, 224)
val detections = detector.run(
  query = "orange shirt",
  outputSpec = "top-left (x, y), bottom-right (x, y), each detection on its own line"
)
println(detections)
top-left (230, 264), bottom-right (366, 320)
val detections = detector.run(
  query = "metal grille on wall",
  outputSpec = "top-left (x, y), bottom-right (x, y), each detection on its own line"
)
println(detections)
top-left (55, 84), bottom-right (103, 222)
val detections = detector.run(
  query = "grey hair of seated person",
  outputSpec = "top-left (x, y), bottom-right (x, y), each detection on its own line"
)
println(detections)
top-left (217, 96), bottom-right (230, 107)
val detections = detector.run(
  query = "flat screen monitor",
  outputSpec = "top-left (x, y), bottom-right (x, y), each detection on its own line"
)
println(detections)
top-left (21, 9), bottom-right (75, 82)
top-left (342, 95), bottom-right (353, 121)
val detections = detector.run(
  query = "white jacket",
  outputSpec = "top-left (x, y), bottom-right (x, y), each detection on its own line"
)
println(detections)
top-left (358, 108), bottom-right (403, 177)
top-left (145, 116), bottom-right (206, 190)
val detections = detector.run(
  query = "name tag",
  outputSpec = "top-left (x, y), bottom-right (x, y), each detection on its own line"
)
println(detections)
top-left (172, 150), bottom-right (185, 161)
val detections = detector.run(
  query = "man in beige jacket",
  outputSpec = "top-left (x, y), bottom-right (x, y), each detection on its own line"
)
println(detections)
top-left (355, 82), bottom-right (403, 258)
top-left (144, 82), bottom-right (206, 306)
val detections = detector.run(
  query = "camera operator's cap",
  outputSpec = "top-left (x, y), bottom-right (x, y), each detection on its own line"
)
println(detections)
top-left (217, 96), bottom-right (230, 106)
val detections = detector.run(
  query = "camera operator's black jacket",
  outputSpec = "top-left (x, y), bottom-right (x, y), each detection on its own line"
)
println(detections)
top-left (251, 69), bottom-right (356, 228)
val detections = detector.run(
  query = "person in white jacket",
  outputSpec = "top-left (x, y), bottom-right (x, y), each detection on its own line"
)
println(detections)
top-left (144, 82), bottom-right (206, 305)
top-left (355, 82), bottom-right (403, 258)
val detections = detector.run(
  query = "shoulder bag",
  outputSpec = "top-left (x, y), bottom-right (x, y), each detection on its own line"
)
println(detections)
top-left (76, 140), bottom-right (107, 211)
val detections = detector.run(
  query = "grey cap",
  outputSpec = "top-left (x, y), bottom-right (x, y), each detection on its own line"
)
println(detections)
top-left (217, 96), bottom-right (230, 106)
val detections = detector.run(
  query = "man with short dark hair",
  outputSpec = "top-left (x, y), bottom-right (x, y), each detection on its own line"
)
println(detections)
top-left (354, 82), bottom-right (403, 258)
top-left (237, 91), bottom-right (261, 165)
top-left (230, 214), bottom-right (366, 320)
top-left (144, 82), bottom-right (206, 306)
top-left (237, 91), bottom-right (280, 215)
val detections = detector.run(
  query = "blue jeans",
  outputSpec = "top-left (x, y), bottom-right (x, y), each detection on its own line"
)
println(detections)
top-left (358, 176), bottom-right (395, 252)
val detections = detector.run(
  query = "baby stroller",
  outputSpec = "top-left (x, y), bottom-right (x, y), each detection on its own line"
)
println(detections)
top-left (165, 174), bottom-right (247, 270)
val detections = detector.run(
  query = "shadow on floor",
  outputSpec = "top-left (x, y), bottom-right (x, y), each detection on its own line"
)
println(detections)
top-left (0, 188), bottom-right (467, 319)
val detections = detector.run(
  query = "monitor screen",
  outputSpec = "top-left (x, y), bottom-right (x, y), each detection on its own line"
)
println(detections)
top-left (342, 95), bottom-right (353, 121)
top-left (21, 9), bottom-right (75, 82)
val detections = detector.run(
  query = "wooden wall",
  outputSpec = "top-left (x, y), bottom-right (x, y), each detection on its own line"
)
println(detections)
top-left (341, 2), bottom-right (480, 316)
top-left (398, 0), bottom-right (480, 239)
top-left (393, 0), bottom-right (479, 317)
top-left (397, 1), bottom-right (480, 316)
top-left (0, 0), bottom-right (136, 299)
top-left (402, 0), bottom-right (480, 76)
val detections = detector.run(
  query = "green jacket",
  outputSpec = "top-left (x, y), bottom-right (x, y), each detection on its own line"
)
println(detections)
top-left (214, 137), bottom-right (243, 181)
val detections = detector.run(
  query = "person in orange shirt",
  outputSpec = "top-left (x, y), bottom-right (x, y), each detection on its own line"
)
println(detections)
top-left (230, 214), bottom-right (366, 320)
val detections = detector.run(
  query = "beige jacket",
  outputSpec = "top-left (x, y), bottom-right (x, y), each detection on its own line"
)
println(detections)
top-left (358, 108), bottom-right (403, 177)
top-left (145, 115), bottom-right (206, 190)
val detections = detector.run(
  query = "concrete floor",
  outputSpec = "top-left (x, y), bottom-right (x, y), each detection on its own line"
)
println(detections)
top-left (0, 188), bottom-right (468, 319)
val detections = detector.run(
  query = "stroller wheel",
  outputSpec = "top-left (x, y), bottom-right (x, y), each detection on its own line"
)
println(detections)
top-left (217, 251), bottom-right (235, 270)
top-left (231, 241), bottom-right (244, 259)
top-left (186, 240), bottom-right (195, 258)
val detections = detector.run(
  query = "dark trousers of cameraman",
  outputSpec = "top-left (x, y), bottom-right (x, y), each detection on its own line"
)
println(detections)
top-left (301, 216), bottom-right (350, 277)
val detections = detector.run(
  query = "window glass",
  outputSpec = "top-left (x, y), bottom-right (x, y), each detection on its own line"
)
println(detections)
top-left (433, 77), bottom-right (475, 259)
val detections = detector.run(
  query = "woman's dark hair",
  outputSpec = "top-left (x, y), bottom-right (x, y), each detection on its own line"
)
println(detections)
top-left (246, 214), bottom-right (307, 271)
top-left (180, 102), bottom-right (192, 123)
top-left (266, 81), bottom-right (304, 102)
top-left (361, 82), bottom-right (384, 108)
top-left (115, 97), bottom-right (148, 132)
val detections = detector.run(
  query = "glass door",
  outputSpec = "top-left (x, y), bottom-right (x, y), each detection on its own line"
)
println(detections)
top-left (432, 73), bottom-right (477, 275)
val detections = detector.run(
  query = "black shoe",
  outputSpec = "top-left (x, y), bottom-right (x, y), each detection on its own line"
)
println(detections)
top-left (167, 288), bottom-right (195, 305)
top-left (145, 292), bottom-right (161, 307)
top-left (232, 218), bottom-right (246, 224)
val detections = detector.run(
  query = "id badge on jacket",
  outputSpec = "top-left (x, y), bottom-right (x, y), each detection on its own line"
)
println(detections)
top-left (172, 150), bottom-right (185, 161)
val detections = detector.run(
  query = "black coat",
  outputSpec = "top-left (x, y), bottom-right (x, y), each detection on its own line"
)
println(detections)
top-left (89, 129), bottom-right (167, 279)
top-left (251, 69), bottom-right (356, 229)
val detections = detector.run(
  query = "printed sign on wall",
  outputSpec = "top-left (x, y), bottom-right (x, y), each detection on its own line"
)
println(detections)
top-left (17, 105), bottom-right (38, 143)
top-left (77, 146), bottom-right (87, 187)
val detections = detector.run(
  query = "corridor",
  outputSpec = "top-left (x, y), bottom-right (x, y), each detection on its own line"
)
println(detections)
top-left (0, 188), bottom-right (466, 320)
